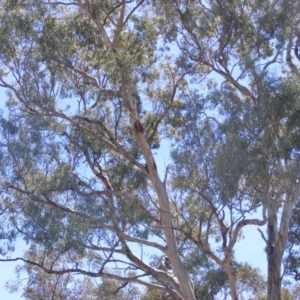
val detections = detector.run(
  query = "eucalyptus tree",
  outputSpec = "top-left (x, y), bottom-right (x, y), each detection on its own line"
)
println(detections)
top-left (0, 1), bottom-right (197, 299)
top-left (0, 1), bottom-right (300, 300)
top-left (155, 0), bottom-right (300, 299)
top-left (169, 75), bottom-right (300, 300)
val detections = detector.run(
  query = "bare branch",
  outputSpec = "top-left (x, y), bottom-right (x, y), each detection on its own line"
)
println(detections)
top-left (6, 183), bottom-right (166, 252)
top-left (123, 0), bottom-right (146, 27)
top-left (257, 228), bottom-right (268, 244)
top-left (113, 0), bottom-right (126, 50)
top-left (228, 217), bottom-right (267, 250)
top-left (76, 0), bottom-right (114, 50)
top-left (0, 257), bottom-right (169, 292)
top-left (121, 242), bottom-right (182, 297)
top-left (73, 67), bottom-right (121, 97)
top-left (286, 35), bottom-right (300, 79)
top-left (41, 1), bottom-right (78, 6)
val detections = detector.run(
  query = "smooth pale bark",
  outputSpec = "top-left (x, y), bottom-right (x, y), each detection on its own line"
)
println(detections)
top-left (123, 86), bottom-right (196, 300)
top-left (224, 261), bottom-right (238, 300)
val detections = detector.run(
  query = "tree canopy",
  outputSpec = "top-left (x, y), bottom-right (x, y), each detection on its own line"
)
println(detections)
top-left (0, 1), bottom-right (300, 299)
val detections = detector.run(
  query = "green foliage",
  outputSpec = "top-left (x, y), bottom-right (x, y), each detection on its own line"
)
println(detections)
top-left (0, 0), bottom-right (300, 299)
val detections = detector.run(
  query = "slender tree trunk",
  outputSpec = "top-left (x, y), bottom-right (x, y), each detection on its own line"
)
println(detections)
top-left (153, 174), bottom-right (196, 300)
top-left (266, 200), bottom-right (282, 300)
top-left (267, 245), bottom-right (282, 300)
top-left (266, 184), bottom-right (300, 300)
top-left (126, 91), bottom-right (196, 299)
top-left (224, 263), bottom-right (238, 300)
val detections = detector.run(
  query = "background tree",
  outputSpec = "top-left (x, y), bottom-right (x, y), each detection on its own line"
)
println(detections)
top-left (154, 1), bottom-right (300, 299)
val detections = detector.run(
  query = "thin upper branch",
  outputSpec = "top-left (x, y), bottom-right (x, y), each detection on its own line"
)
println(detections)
top-left (0, 257), bottom-right (168, 292)
top-left (73, 67), bottom-right (121, 97)
top-left (6, 183), bottom-right (166, 252)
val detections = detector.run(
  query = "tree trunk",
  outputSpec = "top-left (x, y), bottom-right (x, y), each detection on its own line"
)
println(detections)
top-left (266, 184), bottom-right (300, 300)
top-left (267, 203), bottom-right (282, 300)
top-left (149, 165), bottom-right (196, 300)
top-left (164, 215), bottom-right (195, 298)
top-left (267, 246), bottom-right (282, 300)
top-left (127, 93), bottom-right (196, 300)
top-left (224, 263), bottom-right (238, 300)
